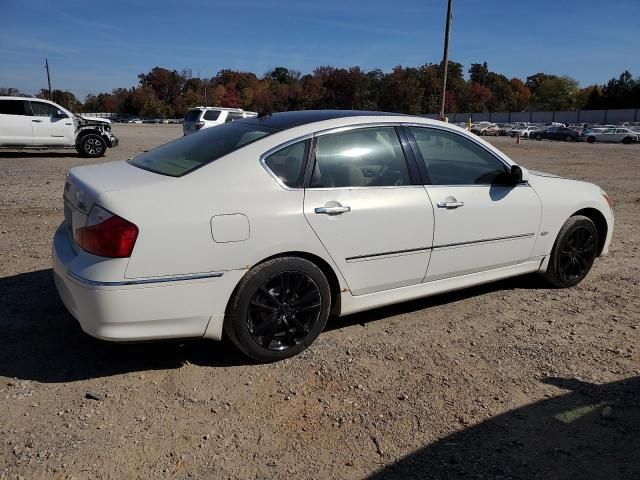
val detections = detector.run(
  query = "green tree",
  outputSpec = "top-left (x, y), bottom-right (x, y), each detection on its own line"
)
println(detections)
top-left (530, 76), bottom-right (579, 110)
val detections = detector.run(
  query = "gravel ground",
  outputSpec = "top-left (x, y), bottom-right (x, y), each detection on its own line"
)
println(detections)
top-left (1, 125), bottom-right (638, 480)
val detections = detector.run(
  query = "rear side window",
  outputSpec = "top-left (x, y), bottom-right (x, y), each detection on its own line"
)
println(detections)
top-left (184, 110), bottom-right (202, 121)
top-left (128, 122), bottom-right (274, 177)
top-left (203, 110), bottom-right (221, 121)
top-left (30, 101), bottom-right (58, 117)
top-left (264, 139), bottom-right (310, 188)
top-left (0, 100), bottom-right (28, 115)
top-left (310, 127), bottom-right (410, 188)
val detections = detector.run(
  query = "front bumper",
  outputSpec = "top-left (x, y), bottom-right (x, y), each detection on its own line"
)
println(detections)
top-left (107, 133), bottom-right (119, 148)
top-left (52, 223), bottom-right (244, 342)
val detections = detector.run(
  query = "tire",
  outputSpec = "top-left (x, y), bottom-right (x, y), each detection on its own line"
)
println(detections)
top-left (565, 135), bottom-right (574, 142)
top-left (587, 136), bottom-right (596, 144)
top-left (224, 257), bottom-right (332, 362)
top-left (622, 137), bottom-right (632, 144)
top-left (534, 133), bottom-right (543, 141)
top-left (542, 215), bottom-right (598, 288)
top-left (76, 134), bottom-right (107, 158)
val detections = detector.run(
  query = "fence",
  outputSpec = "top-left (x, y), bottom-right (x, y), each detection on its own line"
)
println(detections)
top-left (80, 112), bottom-right (117, 119)
top-left (424, 108), bottom-right (640, 124)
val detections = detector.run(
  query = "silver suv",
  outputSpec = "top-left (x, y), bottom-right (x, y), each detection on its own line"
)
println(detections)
top-left (182, 107), bottom-right (258, 136)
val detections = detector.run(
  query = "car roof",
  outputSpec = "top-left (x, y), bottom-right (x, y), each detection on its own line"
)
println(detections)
top-left (236, 109), bottom-right (406, 131)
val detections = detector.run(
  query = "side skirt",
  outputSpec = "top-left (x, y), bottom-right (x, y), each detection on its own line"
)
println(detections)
top-left (338, 258), bottom-right (545, 316)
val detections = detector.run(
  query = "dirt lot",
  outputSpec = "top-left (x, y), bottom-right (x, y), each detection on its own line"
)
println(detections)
top-left (1, 125), bottom-right (639, 480)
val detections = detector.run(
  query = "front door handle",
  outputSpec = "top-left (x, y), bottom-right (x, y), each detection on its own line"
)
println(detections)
top-left (437, 201), bottom-right (464, 209)
top-left (315, 205), bottom-right (351, 215)
top-left (32, 119), bottom-right (43, 123)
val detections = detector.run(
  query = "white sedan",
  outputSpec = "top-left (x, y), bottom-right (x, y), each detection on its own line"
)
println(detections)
top-left (584, 127), bottom-right (639, 144)
top-left (53, 111), bottom-right (614, 362)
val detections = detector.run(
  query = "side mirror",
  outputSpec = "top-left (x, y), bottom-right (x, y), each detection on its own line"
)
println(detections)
top-left (55, 110), bottom-right (67, 118)
top-left (510, 165), bottom-right (525, 184)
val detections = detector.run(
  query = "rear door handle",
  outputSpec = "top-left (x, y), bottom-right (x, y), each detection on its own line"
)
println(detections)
top-left (437, 201), bottom-right (464, 209)
top-left (32, 119), bottom-right (42, 123)
top-left (315, 205), bottom-right (351, 215)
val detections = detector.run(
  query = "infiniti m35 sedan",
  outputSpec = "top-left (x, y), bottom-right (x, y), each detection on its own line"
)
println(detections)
top-left (53, 110), bottom-right (613, 362)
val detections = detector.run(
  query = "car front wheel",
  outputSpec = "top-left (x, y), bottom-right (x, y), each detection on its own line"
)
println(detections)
top-left (534, 133), bottom-right (543, 140)
top-left (76, 134), bottom-right (107, 158)
top-left (224, 257), bottom-right (332, 362)
top-left (542, 215), bottom-right (598, 288)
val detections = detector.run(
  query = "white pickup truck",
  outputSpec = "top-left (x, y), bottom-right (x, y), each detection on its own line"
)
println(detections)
top-left (0, 96), bottom-right (119, 157)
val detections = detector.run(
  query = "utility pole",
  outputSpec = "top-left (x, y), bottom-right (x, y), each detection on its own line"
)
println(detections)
top-left (45, 58), bottom-right (52, 100)
top-left (439, 0), bottom-right (453, 121)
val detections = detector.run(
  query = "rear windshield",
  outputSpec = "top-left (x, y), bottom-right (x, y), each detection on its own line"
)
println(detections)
top-left (184, 110), bottom-right (202, 121)
top-left (128, 122), bottom-right (274, 177)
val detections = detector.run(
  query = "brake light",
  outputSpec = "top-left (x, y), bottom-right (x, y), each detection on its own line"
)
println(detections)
top-left (74, 205), bottom-right (138, 258)
top-left (195, 121), bottom-right (205, 129)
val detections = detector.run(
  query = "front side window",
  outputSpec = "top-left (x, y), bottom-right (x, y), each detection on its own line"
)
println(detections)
top-left (129, 122), bottom-right (274, 177)
top-left (30, 101), bottom-right (58, 117)
top-left (310, 127), bottom-right (410, 188)
top-left (264, 139), bottom-right (310, 188)
top-left (409, 126), bottom-right (510, 185)
top-left (0, 100), bottom-right (29, 115)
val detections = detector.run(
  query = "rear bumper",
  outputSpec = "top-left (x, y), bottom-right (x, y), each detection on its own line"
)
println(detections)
top-left (52, 223), bottom-right (244, 342)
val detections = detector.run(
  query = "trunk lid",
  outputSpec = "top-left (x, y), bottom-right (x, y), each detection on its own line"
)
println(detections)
top-left (63, 161), bottom-right (171, 242)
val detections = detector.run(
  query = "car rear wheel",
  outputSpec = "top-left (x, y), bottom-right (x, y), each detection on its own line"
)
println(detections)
top-left (542, 215), bottom-right (598, 288)
top-left (224, 257), bottom-right (331, 362)
top-left (587, 136), bottom-right (596, 143)
top-left (76, 134), bottom-right (107, 158)
top-left (622, 137), bottom-right (632, 144)
top-left (534, 133), bottom-right (543, 140)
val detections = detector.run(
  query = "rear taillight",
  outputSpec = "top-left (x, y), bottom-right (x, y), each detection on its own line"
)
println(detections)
top-left (74, 205), bottom-right (138, 258)
top-left (195, 121), bottom-right (205, 129)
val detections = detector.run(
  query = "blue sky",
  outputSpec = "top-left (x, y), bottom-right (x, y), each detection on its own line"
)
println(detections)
top-left (1, 0), bottom-right (638, 100)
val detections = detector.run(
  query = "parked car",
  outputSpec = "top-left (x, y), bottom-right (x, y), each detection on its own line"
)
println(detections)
top-left (496, 123), bottom-right (513, 136)
top-left (510, 126), bottom-right (539, 138)
top-left (183, 107), bottom-right (258, 136)
top-left (532, 126), bottom-right (581, 142)
top-left (0, 96), bottom-right (118, 157)
top-left (471, 123), bottom-right (500, 136)
top-left (584, 128), bottom-right (639, 144)
top-left (127, 118), bottom-right (142, 124)
top-left (53, 110), bottom-right (613, 362)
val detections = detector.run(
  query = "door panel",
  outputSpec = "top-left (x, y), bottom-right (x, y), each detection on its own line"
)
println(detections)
top-left (30, 101), bottom-right (75, 146)
top-left (303, 125), bottom-right (434, 296)
top-left (424, 185), bottom-right (541, 280)
top-left (405, 125), bottom-right (542, 282)
top-left (0, 100), bottom-right (32, 145)
top-left (304, 187), bottom-right (434, 295)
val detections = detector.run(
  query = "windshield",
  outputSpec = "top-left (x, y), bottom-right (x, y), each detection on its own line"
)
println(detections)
top-left (128, 122), bottom-right (274, 177)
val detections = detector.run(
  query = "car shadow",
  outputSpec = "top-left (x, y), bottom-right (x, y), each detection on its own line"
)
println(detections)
top-left (0, 151), bottom-right (79, 158)
top-left (327, 273), bottom-right (549, 332)
top-left (1, 269), bottom-right (549, 383)
top-left (0, 269), bottom-right (251, 383)
top-left (369, 375), bottom-right (640, 479)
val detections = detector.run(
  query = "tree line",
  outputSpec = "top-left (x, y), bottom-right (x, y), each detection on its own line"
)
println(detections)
top-left (2, 63), bottom-right (638, 118)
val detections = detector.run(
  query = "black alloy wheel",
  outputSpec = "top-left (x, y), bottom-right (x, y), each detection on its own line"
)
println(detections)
top-left (247, 271), bottom-right (321, 351)
top-left (557, 226), bottom-right (597, 283)
top-left (543, 215), bottom-right (599, 288)
top-left (224, 256), bottom-right (331, 362)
